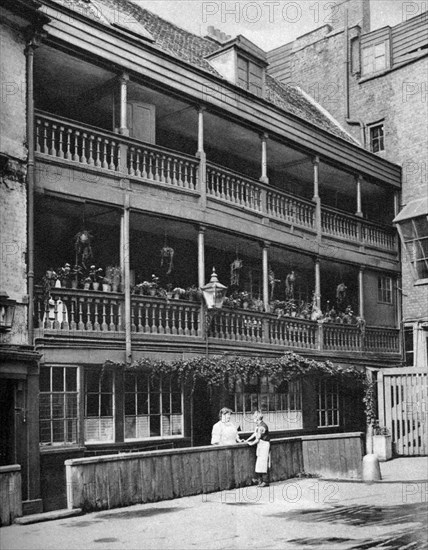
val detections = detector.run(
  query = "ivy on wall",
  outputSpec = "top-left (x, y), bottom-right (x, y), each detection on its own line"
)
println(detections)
top-left (103, 351), bottom-right (365, 392)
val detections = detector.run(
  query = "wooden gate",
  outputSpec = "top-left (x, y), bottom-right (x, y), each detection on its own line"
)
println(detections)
top-left (378, 368), bottom-right (427, 456)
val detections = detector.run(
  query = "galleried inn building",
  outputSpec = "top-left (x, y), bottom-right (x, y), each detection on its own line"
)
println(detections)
top-left (0, 0), bottom-right (425, 514)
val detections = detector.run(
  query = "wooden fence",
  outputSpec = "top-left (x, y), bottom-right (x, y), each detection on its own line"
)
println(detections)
top-left (0, 465), bottom-right (22, 527)
top-left (66, 433), bottom-right (363, 512)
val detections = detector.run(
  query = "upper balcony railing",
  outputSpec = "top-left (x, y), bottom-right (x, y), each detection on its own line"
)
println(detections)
top-left (34, 287), bottom-right (401, 356)
top-left (35, 111), bottom-right (397, 253)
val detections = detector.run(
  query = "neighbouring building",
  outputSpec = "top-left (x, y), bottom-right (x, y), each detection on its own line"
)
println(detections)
top-left (1, 0), bottom-right (407, 513)
top-left (268, 0), bottom-right (427, 455)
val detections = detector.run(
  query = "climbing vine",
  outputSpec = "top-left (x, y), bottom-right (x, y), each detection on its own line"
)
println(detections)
top-left (103, 352), bottom-right (365, 393)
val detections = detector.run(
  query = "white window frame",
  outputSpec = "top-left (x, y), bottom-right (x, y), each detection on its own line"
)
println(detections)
top-left (84, 368), bottom-right (115, 443)
top-left (369, 123), bottom-right (385, 153)
top-left (361, 40), bottom-right (388, 76)
top-left (397, 215), bottom-right (428, 282)
top-left (378, 276), bottom-right (393, 304)
top-left (39, 365), bottom-right (79, 446)
top-left (124, 372), bottom-right (184, 441)
top-left (317, 379), bottom-right (340, 428)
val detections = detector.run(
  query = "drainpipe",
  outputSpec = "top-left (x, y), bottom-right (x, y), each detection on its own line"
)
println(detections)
top-left (344, 6), bottom-right (367, 148)
top-left (26, 36), bottom-right (38, 345)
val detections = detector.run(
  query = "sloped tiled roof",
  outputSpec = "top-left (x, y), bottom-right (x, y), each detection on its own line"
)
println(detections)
top-left (77, 0), bottom-right (359, 144)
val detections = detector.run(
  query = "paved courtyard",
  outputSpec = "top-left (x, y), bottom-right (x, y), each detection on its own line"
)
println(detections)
top-left (1, 459), bottom-right (427, 550)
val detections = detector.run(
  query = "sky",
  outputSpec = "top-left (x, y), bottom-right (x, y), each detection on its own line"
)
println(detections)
top-left (132, 0), bottom-right (417, 51)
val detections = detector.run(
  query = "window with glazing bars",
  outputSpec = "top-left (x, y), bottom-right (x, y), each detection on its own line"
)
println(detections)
top-left (124, 372), bottom-right (183, 439)
top-left (39, 366), bottom-right (78, 445)
top-left (317, 379), bottom-right (340, 427)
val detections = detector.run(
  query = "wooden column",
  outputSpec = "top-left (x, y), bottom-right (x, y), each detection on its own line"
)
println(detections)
top-left (312, 155), bottom-right (320, 200)
top-left (355, 175), bottom-right (363, 217)
top-left (196, 107), bottom-right (207, 208)
top-left (358, 266), bottom-right (365, 318)
top-left (198, 225), bottom-right (206, 288)
top-left (260, 133), bottom-right (269, 184)
top-left (119, 73), bottom-right (129, 136)
top-left (314, 257), bottom-right (321, 310)
top-left (262, 242), bottom-right (269, 312)
top-left (122, 196), bottom-right (132, 364)
top-left (394, 192), bottom-right (400, 217)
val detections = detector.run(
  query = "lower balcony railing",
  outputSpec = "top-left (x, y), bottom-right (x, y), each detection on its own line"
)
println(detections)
top-left (35, 288), bottom-right (401, 355)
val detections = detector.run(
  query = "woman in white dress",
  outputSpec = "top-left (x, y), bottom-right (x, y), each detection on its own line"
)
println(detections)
top-left (211, 407), bottom-right (243, 445)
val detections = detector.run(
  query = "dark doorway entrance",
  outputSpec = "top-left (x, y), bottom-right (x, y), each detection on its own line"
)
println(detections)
top-left (0, 380), bottom-right (15, 465)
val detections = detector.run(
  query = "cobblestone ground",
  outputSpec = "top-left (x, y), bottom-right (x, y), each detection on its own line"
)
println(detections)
top-left (2, 478), bottom-right (427, 549)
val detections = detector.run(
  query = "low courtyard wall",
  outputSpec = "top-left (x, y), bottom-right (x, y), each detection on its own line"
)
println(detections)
top-left (0, 465), bottom-right (22, 527)
top-left (66, 432), bottom-right (363, 512)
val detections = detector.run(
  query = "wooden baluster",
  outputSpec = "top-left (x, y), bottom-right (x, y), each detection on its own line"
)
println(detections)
top-left (150, 303), bottom-right (157, 333)
top-left (144, 302), bottom-right (150, 333)
top-left (88, 135), bottom-right (94, 165)
top-left (73, 131), bottom-right (80, 162)
top-left (137, 303), bottom-right (143, 332)
top-left (183, 308), bottom-right (189, 336)
top-left (158, 304), bottom-right (164, 334)
top-left (78, 299), bottom-right (84, 330)
top-left (86, 298), bottom-right (93, 330)
top-left (165, 303), bottom-right (171, 335)
top-left (95, 137), bottom-right (102, 167)
top-left (52, 299), bottom-right (59, 330)
top-left (65, 128), bottom-right (72, 160)
top-left (62, 298), bottom-right (69, 330)
top-left (43, 122), bottom-right (49, 154)
top-left (129, 147), bottom-right (135, 176)
top-left (130, 301), bottom-right (136, 332)
top-left (171, 305), bottom-right (177, 335)
top-left (57, 126), bottom-right (65, 159)
top-left (165, 157), bottom-right (172, 184)
top-left (177, 305), bottom-right (183, 335)
top-left (101, 301), bottom-right (108, 331)
top-left (135, 149), bottom-right (141, 177)
top-left (50, 124), bottom-right (57, 156)
top-left (154, 153), bottom-right (160, 182)
top-left (177, 160), bottom-right (183, 187)
top-left (81, 132), bottom-right (87, 164)
top-left (172, 159), bottom-right (178, 186)
top-left (101, 139), bottom-right (108, 169)
top-left (190, 307), bottom-right (197, 336)
top-left (111, 301), bottom-right (118, 331)
top-left (183, 161), bottom-right (188, 188)
top-left (109, 141), bottom-right (116, 170)
top-left (93, 299), bottom-right (100, 330)
top-left (36, 119), bottom-right (41, 153)
top-left (148, 152), bottom-right (154, 180)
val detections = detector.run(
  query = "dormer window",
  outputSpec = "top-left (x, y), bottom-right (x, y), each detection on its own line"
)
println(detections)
top-left (237, 55), bottom-right (264, 97)
top-left (205, 34), bottom-right (267, 98)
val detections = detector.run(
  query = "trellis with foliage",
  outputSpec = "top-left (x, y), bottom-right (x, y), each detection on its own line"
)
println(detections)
top-left (103, 351), bottom-right (365, 392)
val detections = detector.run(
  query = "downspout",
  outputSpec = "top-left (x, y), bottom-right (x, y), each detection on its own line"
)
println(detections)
top-left (344, 6), bottom-right (367, 148)
top-left (26, 36), bottom-right (37, 345)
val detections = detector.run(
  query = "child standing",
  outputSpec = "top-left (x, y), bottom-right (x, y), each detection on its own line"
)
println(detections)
top-left (246, 410), bottom-right (271, 486)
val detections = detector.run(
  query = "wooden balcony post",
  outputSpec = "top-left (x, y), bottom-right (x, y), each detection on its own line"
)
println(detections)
top-left (358, 266), bottom-right (365, 319)
top-left (317, 321), bottom-right (324, 350)
top-left (355, 175), bottom-right (363, 217)
top-left (196, 106), bottom-right (207, 208)
top-left (314, 256), bottom-right (321, 310)
top-left (262, 241), bottom-right (270, 312)
top-left (312, 156), bottom-right (322, 236)
top-left (259, 133), bottom-right (269, 184)
top-left (119, 73), bottom-right (129, 136)
top-left (122, 197), bottom-right (132, 364)
top-left (198, 225), bottom-right (206, 289)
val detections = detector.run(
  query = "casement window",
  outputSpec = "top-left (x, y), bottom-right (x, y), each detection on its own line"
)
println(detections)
top-left (230, 376), bottom-right (302, 432)
top-left (124, 372), bottom-right (183, 440)
top-left (378, 276), bottom-right (393, 304)
top-left (39, 366), bottom-right (78, 446)
top-left (404, 326), bottom-right (414, 367)
top-left (362, 41), bottom-right (388, 75)
top-left (399, 216), bottom-right (428, 281)
top-left (369, 123), bottom-right (385, 152)
top-left (237, 55), bottom-right (263, 97)
top-left (85, 369), bottom-right (114, 443)
top-left (317, 379), bottom-right (340, 427)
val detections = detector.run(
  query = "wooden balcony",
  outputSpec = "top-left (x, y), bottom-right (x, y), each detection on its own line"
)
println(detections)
top-left (35, 288), bottom-right (401, 358)
top-left (35, 111), bottom-right (398, 255)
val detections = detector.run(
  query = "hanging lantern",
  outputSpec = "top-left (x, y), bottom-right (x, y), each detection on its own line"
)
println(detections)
top-left (201, 268), bottom-right (227, 310)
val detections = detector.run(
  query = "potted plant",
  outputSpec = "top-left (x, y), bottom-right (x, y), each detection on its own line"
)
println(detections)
top-left (105, 265), bottom-right (121, 292)
top-left (102, 277), bottom-right (111, 292)
top-left (89, 265), bottom-right (103, 291)
top-left (372, 420), bottom-right (392, 461)
top-left (57, 263), bottom-right (72, 288)
top-left (238, 291), bottom-right (250, 309)
top-left (83, 276), bottom-right (92, 290)
top-left (185, 285), bottom-right (202, 301)
top-left (172, 287), bottom-right (186, 300)
top-left (71, 264), bottom-right (83, 289)
top-left (148, 275), bottom-right (159, 296)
